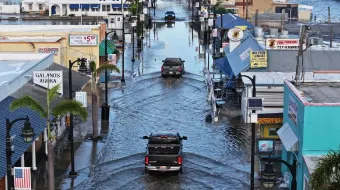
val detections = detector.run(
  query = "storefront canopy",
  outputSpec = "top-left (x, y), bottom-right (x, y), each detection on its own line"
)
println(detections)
top-left (214, 31), bottom-right (264, 78)
top-left (215, 13), bottom-right (254, 29)
top-left (99, 40), bottom-right (116, 56)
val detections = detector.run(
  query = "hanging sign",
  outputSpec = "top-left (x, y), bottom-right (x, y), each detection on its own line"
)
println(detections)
top-left (33, 71), bottom-right (63, 94)
top-left (288, 95), bottom-right (298, 126)
top-left (227, 28), bottom-right (244, 41)
top-left (75, 92), bottom-right (87, 107)
top-left (265, 38), bottom-right (299, 50)
top-left (250, 51), bottom-right (267, 68)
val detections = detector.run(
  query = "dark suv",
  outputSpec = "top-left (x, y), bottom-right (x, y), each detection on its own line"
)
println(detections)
top-left (161, 58), bottom-right (185, 77)
top-left (165, 11), bottom-right (175, 21)
top-left (143, 131), bottom-right (187, 174)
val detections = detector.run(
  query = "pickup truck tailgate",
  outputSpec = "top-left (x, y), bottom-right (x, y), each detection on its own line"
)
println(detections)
top-left (147, 154), bottom-right (180, 166)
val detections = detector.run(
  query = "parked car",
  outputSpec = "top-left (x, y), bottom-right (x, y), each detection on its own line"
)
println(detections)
top-left (143, 131), bottom-right (187, 174)
top-left (161, 58), bottom-right (185, 77)
top-left (165, 11), bottom-right (176, 21)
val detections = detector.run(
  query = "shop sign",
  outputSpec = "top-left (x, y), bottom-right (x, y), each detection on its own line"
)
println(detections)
top-left (33, 71), bottom-right (63, 94)
top-left (288, 95), bottom-right (298, 126)
top-left (239, 47), bottom-right (252, 61)
top-left (227, 27), bottom-right (244, 41)
top-left (38, 47), bottom-right (59, 56)
top-left (250, 51), bottom-right (267, 68)
top-left (69, 34), bottom-right (98, 46)
top-left (265, 38), bottom-right (299, 50)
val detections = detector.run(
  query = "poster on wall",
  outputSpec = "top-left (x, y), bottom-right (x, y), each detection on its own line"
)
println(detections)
top-left (38, 47), bottom-right (59, 56)
top-left (69, 34), bottom-right (98, 46)
top-left (288, 95), bottom-right (298, 126)
top-left (33, 71), bottom-right (63, 94)
top-left (250, 51), bottom-right (267, 68)
top-left (265, 38), bottom-right (299, 50)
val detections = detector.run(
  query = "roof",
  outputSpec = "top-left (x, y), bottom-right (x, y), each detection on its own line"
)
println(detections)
top-left (215, 13), bottom-right (254, 29)
top-left (0, 25), bottom-right (100, 32)
top-left (11, 63), bottom-right (91, 108)
top-left (0, 52), bottom-right (53, 102)
top-left (0, 36), bottom-right (62, 43)
top-left (0, 96), bottom-right (46, 179)
top-left (294, 82), bottom-right (340, 104)
top-left (151, 131), bottom-right (178, 137)
top-left (215, 31), bottom-right (264, 77)
top-left (303, 155), bottom-right (324, 175)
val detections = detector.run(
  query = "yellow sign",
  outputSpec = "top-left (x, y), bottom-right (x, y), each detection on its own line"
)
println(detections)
top-left (235, 26), bottom-right (247, 30)
top-left (250, 51), bottom-right (267, 68)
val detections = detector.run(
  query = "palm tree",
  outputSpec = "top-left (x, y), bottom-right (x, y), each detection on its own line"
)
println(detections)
top-left (10, 84), bottom-right (88, 190)
top-left (89, 61), bottom-right (120, 139)
top-left (310, 150), bottom-right (340, 190)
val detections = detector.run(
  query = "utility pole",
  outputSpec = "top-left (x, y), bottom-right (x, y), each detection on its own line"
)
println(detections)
top-left (255, 9), bottom-right (258, 27)
top-left (281, 9), bottom-right (285, 32)
top-left (328, 7), bottom-right (331, 23)
top-left (295, 26), bottom-right (306, 82)
top-left (330, 24), bottom-right (333, 48)
top-left (246, 0), bottom-right (248, 21)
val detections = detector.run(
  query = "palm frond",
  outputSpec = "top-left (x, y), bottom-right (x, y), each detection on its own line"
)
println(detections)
top-left (10, 95), bottom-right (47, 118)
top-left (48, 84), bottom-right (61, 103)
top-left (310, 150), bottom-right (340, 190)
top-left (95, 63), bottom-right (120, 75)
top-left (52, 100), bottom-right (88, 121)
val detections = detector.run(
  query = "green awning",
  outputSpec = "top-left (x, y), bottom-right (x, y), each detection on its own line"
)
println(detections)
top-left (99, 40), bottom-right (117, 56)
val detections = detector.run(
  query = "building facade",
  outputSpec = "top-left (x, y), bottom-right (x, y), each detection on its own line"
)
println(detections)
top-left (48, 0), bottom-right (129, 17)
top-left (280, 78), bottom-right (340, 189)
top-left (22, 0), bottom-right (48, 12)
top-left (0, 24), bottom-right (111, 69)
top-left (0, 2), bottom-right (20, 13)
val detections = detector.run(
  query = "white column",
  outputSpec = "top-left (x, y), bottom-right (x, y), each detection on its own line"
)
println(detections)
top-left (44, 128), bottom-right (48, 156)
top-left (21, 154), bottom-right (25, 167)
top-left (60, 4), bottom-right (63, 16)
top-left (5, 175), bottom-right (8, 190)
top-left (49, 5), bottom-right (52, 16)
top-left (32, 140), bottom-right (37, 170)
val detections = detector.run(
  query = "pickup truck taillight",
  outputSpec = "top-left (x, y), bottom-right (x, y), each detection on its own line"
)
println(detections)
top-left (161, 66), bottom-right (164, 72)
top-left (178, 66), bottom-right (183, 72)
top-left (145, 156), bottom-right (149, 165)
top-left (177, 156), bottom-right (182, 165)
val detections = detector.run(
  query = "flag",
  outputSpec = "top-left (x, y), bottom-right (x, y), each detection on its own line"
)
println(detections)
top-left (14, 167), bottom-right (31, 190)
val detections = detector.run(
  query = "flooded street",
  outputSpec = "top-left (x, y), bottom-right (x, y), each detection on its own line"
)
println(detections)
top-left (71, 0), bottom-right (251, 189)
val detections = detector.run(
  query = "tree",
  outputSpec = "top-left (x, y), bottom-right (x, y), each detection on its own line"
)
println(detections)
top-left (310, 150), bottom-right (340, 190)
top-left (10, 84), bottom-right (88, 190)
top-left (90, 61), bottom-right (120, 139)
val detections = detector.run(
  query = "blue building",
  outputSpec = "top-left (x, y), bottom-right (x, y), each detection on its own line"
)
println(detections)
top-left (279, 79), bottom-right (340, 189)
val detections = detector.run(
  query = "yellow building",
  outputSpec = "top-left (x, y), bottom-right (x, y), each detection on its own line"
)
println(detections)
top-left (0, 23), bottom-right (114, 69)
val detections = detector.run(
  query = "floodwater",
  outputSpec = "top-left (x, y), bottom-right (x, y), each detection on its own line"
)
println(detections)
top-left (67, 0), bottom-right (251, 189)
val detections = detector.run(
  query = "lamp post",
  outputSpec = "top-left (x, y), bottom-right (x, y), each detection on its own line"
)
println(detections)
top-left (212, 2), bottom-right (216, 57)
top-left (101, 29), bottom-right (117, 123)
top-left (6, 116), bottom-right (34, 190)
top-left (131, 21), bottom-right (136, 62)
top-left (68, 58), bottom-right (88, 176)
top-left (121, 0), bottom-right (126, 83)
top-left (260, 158), bottom-right (297, 190)
top-left (220, 13), bottom-right (224, 58)
top-left (148, 1), bottom-right (152, 48)
top-left (234, 74), bottom-right (256, 190)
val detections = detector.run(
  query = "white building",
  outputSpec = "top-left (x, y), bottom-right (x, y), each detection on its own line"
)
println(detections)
top-left (48, 0), bottom-right (130, 17)
top-left (0, 2), bottom-right (20, 13)
top-left (22, 0), bottom-right (48, 12)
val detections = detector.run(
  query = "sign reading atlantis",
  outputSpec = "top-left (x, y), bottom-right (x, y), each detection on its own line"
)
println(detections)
top-left (33, 71), bottom-right (63, 94)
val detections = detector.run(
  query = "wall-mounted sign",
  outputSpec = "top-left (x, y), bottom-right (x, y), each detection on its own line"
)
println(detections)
top-left (265, 38), bottom-right (299, 50)
top-left (239, 47), bottom-right (252, 61)
top-left (33, 71), bottom-right (63, 94)
top-left (38, 48), bottom-right (59, 56)
top-left (250, 51), bottom-right (267, 68)
top-left (227, 27), bottom-right (244, 41)
top-left (69, 34), bottom-right (98, 46)
top-left (257, 138), bottom-right (275, 154)
top-left (288, 95), bottom-right (298, 126)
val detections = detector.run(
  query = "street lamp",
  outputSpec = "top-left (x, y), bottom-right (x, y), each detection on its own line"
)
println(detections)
top-left (68, 58), bottom-right (88, 176)
top-left (131, 21), bottom-right (136, 62)
top-left (148, 1), bottom-right (152, 48)
top-left (6, 116), bottom-right (34, 190)
top-left (260, 158), bottom-right (298, 190)
top-left (258, 162), bottom-right (277, 189)
top-left (233, 74), bottom-right (256, 189)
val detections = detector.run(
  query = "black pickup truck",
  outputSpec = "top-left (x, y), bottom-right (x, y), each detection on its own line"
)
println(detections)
top-left (143, 131), bottom-right (187, 174)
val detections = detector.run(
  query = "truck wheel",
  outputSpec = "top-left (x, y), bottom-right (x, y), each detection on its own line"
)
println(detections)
top-left (145, 167), bottom-right (149, 174)
top-left (179, 167), bottom-right (183, 174)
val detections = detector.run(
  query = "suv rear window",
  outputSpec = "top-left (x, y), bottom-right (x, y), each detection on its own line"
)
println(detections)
top-left (165, 11), bottom-right (175, 15)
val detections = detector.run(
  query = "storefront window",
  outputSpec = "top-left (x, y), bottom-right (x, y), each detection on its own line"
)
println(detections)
top-left (269, 127), bottom-right (279, 136)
